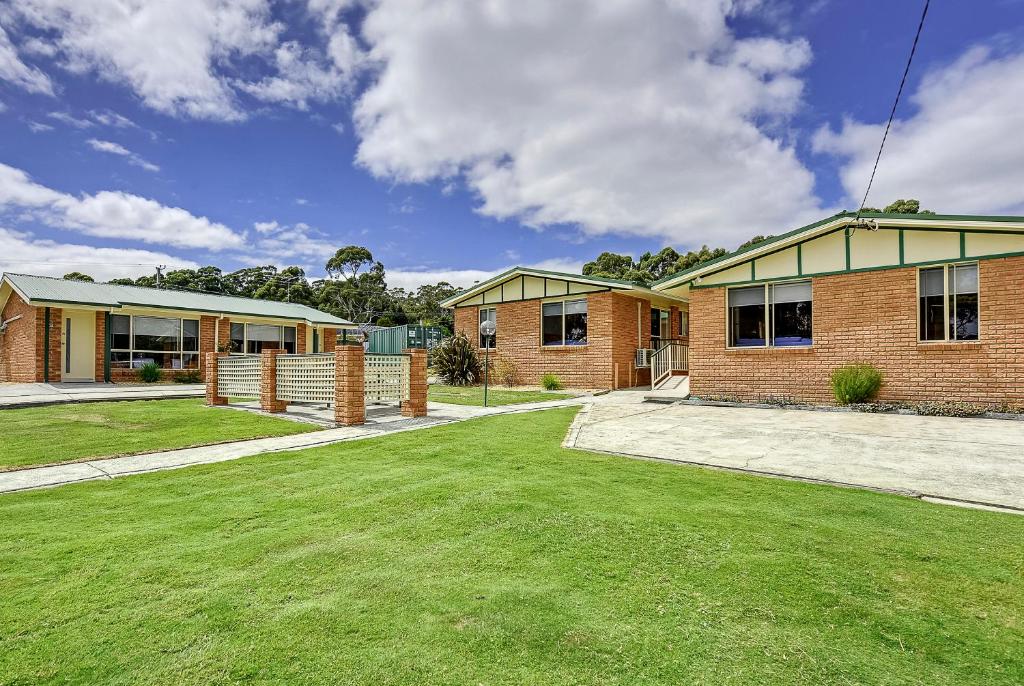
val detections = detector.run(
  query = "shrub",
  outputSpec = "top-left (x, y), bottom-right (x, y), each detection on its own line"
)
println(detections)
top-left (493, 355), bottom-right (520, 388)
top-left (830, 363), bottom-right (882, 404)
top-left (173, 369), bottom-right (203, 384)
top-left (541, 373), bottom-right (564, 391)
top-left (433, 332), bottom-right (482, 386)
top-left (137, 362), bottom-right (162, 383)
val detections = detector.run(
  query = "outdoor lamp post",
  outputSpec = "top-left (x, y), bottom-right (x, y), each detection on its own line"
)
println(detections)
top-left (478, 319), bottom-right (496, 407)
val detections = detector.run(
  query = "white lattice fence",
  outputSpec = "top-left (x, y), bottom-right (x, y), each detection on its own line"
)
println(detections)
top-left (276, 354), bottom-right (336, 403)
top-left (364, 353), bottom-right (410, 403)
top-left (218, 355), bottom-right (260, 397)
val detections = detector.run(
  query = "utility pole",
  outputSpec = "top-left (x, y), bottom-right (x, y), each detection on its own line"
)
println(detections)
top-left (155, 265), bottom-right (165, 288)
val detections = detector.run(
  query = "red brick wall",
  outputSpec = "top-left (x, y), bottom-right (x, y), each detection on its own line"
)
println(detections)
top-left (689, 256), bottom-right (1024, 406)
top-left (35, 306), bottom-right (62, 382)
top-left (453, 291), bottom-right (657, 389)
top-left (0, 291), bottom-right (38, 382)
top-left (94, 311), bottom-right (106, 381)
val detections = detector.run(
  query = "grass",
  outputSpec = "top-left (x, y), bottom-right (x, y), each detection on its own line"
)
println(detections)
top-left (1, 408), bottom-right (1022, 685)
top-left (0, 399), bottom-right (316, 470)
top-left (428, 383), bottom-right (573, 406)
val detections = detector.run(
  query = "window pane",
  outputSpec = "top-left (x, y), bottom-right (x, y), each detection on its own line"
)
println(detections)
top-left (246, 324), bottom-right (282, 353)
top-left (542, 302), bottom-right (564, 346)
top-left (132, 352), bottom-right (181, 369)
top-left (283, 326), bottom-right (297, 353)
top-left (565, 300), bottom-right (587, 345)
top-left (728, 286), bottom-right (765, 347)
top-left (110, 351), bottom-right (131, 368)
top-left (181, 353), bottom-right (199, 370)
top-left (679, 311), bottom-right (689, 337)
top-left (133, 316), bottom-right (180, 352)
top-left (110, 314), bottom-right (130, 350)
top-left (650, 308), bottom-right (661, 338)
top-left (770, 282), bottom-right (812, 346)
top-left (951, 264), bottom-right (979, 341)
top-left (478, 308), bottom-right (496, 348)
top-left (919, 268), bottom-right (945, 341)
top-left (230, 323), bottom-right (244, 353)
top-left (182, 319), bottom-right (199, 351)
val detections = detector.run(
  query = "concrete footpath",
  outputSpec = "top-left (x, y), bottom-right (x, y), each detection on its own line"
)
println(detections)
top-left (0, 382), bottom-right (204, 408)
top-left (0, 396), bottom-right (589, 494)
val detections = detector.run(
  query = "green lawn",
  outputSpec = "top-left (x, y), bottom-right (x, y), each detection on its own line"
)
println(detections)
top-left (1, 408), bottom-right (1022, 685)
top-left (0, 399), bottom-right (316, 470)
top-left (429, 383), bottom-right (573, 406)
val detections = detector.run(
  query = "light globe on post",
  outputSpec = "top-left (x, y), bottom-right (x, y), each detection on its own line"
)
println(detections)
top-left (478, 319), bottom-right (496, 407)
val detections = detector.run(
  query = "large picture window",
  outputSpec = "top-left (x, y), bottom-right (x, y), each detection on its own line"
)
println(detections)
top-left (232, 323), bottom-right (298, 354)
top-left (478, 307), bottom-right (496, 348)
top-left (728, 280), bottom-right (812, 348)
top-left (110, 315), bottom-right (200, 370)
top-left (542, 299), bottom-right (587, 346)
top-left (920, 263), bottom-right (979, 342)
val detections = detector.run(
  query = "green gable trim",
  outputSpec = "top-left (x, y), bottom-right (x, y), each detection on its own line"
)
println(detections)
top-left (653, 210), bottom-right (1024, 289)
top-left (796, 243), bottom-right (803, 276)
top-left (844, 228), bottom-right (851, 271)
top-left (898, 230), bottom-right (905, 265)
top-left (960, 231), bottom-right (967, 259)
top-left (689, 249), bottom-right (1023, 290)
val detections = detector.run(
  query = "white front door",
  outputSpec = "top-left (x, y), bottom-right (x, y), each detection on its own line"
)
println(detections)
top-left (61, 310), bottom-right (96, 381)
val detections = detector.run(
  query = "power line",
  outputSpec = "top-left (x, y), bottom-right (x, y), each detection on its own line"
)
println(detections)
top-left (855, 0), bottom-right (930, 220)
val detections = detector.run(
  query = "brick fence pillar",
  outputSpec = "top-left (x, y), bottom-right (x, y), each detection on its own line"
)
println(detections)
top-left (334, 343), bottom-right (365, 426)
top-left (205, 352), bottom-right (228, 406)
top-left (401, 348), bottom-right (428, 417)
top-left (260, 348), bottom-right (288, 413)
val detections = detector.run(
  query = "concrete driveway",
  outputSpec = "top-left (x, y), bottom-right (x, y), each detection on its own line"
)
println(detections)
top-left (568, 401), bottom-right (1024, 512)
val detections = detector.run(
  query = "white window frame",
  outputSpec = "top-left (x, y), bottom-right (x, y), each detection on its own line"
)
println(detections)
top-left (541, 297), bottom-right (588, 347)
top-left (725, 279), bottom-right (813, 350)
top-left (110, 315), bottom-right (200, 370)
top-left (679, 309), bottom-right (689, 337)
top-left (478, 307), bottom-right (496, 349)
top-left (917, 261), bottom-right (981, 343)
top-left (650, 307), bottom-right (671, 341)
top-left (230, 322), bottom-right (298, 354)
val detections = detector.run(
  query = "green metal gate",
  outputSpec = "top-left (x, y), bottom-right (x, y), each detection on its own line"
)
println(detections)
top-left (367, 325), bottom-right (444, 362)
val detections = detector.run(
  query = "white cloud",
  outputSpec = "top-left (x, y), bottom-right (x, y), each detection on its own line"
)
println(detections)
top-left (88, 109), bottom-right (138, 128)
top-left (47, 111), bottom-right (92, 128)
top-left (86, 138), bottom-right (160, 172)
top-left (813, 45), bottom-right (1024, 215)
top-left (384, 257), bottom-right (584, 291)
top-left (243, 220), bottom-right (337, 262)
top-left (8, 0), bottom-right (365, 122)
top-left (0, 26), bottom-right (54, 95)
top-left (331, 121), bottom-right (345, 135)
top-left (253, 220), bottom-right (280, 234)
top-left (0, 227), bottom-right (197, 281)
top-left (11, 0), bottom-right (282, 121)
top-left (353, 0), bottom-right (823, 247)
top-left (27, 120), bottom-right (54, 133)
top-left (0, 162), bottom-right (244, 250)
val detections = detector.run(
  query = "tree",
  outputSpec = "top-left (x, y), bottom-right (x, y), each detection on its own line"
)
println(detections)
top-left (320, 246), bottom-right (389, 323)
top-left (736, 235), bottom-right (774, 251)
top-left (861, 198), bottom-right (935, 215)
top-left (62, 272), bottom-right (94, 282)
top-left (582, 252), bottom-right (634, 280)
top-left (636, 247), bottom-right (681, 281)
top-left (223, 266), bottom-right (278, 298)
top-left (405, 282), bottom-right (461, 331)
top-left (253, 266), bottom-right (314, 305)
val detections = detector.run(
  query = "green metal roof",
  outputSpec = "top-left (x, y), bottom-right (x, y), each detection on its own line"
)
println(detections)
top-left (652, 211), bottom-right (1024, 289)
top-left (2, 272), bottom-right (354, 326)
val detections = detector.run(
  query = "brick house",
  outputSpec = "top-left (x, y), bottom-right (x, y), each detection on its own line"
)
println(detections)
top-left (0, 273), bottom-right (352, 383)
top-left (441, 267), bottom-right (688, 389)
top-left (653, 211), bottom-right (1024, 406)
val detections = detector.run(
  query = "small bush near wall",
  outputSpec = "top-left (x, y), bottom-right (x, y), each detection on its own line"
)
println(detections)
top-left (494, 355), bottom-right (520, 388)
top-left (434, 332), bottom-right (483, 386)
top-left (541, 373), bottom-right (564, 391)
top-left (137, 362), bottom-right (162, 383)
top-left (830, 364), bottom-right (883, 405)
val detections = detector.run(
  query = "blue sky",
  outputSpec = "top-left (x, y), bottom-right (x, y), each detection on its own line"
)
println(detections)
top-left (1, 0), bottom-right (1024, 289)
